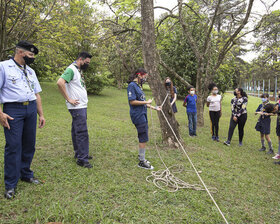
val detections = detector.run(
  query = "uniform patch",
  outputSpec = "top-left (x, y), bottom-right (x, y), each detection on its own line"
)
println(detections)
top-left (128, 91), bottom-right (132, 97)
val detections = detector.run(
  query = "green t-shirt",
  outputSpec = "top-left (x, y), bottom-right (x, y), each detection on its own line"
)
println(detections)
top-left (61, 68), bottom-right (74, 83)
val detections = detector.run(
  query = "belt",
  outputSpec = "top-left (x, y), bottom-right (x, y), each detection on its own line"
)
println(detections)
top-left (4, 100), bottom-right (35, 106)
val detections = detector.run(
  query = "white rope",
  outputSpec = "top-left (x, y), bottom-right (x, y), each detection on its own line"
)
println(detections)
top-left (147, 94), bottom-right (229, 224)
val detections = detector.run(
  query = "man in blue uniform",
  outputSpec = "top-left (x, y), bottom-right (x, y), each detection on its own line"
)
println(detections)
top-left (0, 41), bottom-right (45, 199)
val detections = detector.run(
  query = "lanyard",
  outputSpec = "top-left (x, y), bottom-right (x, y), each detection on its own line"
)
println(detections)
top-left (12, 59), bottom-right (34, 92)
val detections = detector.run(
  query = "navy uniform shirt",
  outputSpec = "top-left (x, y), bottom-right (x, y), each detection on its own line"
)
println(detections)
top-left (127, 82), bottom-right (147, 125)
top-left (0, 59), bottom-right (42, 103)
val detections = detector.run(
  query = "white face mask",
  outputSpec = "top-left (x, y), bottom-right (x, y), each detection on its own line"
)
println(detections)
top-left (190, 91), bottom-right (195, 95)
top-left (213, 90), bottom-right (218, 94)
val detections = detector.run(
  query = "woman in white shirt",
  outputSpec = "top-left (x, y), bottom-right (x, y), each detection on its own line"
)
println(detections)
top-left (207, 83), bottom-right (222, 141)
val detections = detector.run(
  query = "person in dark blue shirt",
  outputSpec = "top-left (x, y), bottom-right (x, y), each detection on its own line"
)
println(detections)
top-left (183, 86), bottom-right (197, 136)
top-left (255, 93), bottom-right (274, 154)
top-left (127, 68), bottom-right (161, 170)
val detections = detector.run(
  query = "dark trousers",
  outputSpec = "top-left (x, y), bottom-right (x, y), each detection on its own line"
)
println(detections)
top-left (227, 113), bottom-right (247, 143)
top-left (209, 111), bottom-right (220, 137)
top-left (69, 108), bottom-right (89, 163)
top-left (3, 101), bottom-right (37, 189)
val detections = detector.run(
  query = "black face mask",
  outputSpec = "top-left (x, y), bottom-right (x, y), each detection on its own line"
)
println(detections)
top-left (23, 56), bottom-right (35, 65)
top-left (165, 82), bottom-right (171, 87)
top-left (234, 91), bottom-right (237, 96)
top-left (80, 63), bottom-right (89, 71)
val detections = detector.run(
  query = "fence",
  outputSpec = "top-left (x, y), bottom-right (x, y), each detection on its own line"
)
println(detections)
top-left (242, 77), bottom-right (278, 101)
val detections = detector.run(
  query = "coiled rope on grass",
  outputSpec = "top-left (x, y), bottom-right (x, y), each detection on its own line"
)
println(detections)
top-left (147, 94), bottom-right (229, 224)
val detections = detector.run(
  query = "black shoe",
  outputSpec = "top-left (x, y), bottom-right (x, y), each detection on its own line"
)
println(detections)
top-left (138, 156), bottom-right (150, 164)
top-left (138, 160), bottom-right (154, 170)
top-left (74, 155), bottom-right (93, 160)
top-left (76, 160), bottom-right (92, 168)
top-left (274, 161), bottom-right (280, 165)
top-left (4, 188), bottom-right (15, 199)
top-left (267, 149), bottom-right (274, 154)
top-left (224, 141), bottom-right (230, 146)
top-left (259, 146), bottom-right (266, 152)
top-left (21, 177), bottom-right (40, 184)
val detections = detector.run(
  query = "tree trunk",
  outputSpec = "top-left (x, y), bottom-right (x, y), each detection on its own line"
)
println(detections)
top-left (141, 0), bottom-right (180, 146)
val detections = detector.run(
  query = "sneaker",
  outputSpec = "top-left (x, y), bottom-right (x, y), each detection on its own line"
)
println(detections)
top-left (267, 149), bottom-right (274, 155)
top-left (272, 154), bottom-right (280, 160)
top-left (259, 146), bottom-right (266, 152)
top-left (239, 142), bottom-right (243, 147)
top-left (138, 156), bottom-right (150, 164)
top-left (215, 137), bottom-right (220, 142)
top-left (224, 141), bottom-right (230, 146)
top-left (274, 161), bottom-right (280, 165)
top-left (76, 160), bottom-right (93, 168)
top-left (212, 136), bottom-right (216, 141)
top-left (138, 160), bottom-right (154, 170)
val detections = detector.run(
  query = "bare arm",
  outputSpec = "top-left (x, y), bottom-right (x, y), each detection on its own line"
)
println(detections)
top-left (171, 93), bottom-right (177, 105)
top-left (35, 93), bottom-right (45, 128)
top-left (57, 78), bottom-right (79, 106)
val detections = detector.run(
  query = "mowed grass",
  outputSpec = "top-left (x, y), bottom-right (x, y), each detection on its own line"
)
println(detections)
top-left (0, 82), bottom-right (280, 224)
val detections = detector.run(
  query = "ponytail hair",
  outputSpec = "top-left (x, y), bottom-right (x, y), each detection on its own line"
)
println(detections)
top-left (127, 68), bottom-right (147, 84)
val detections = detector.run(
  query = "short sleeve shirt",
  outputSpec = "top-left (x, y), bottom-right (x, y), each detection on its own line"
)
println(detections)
top-left (184, 94), bottom-right (197, 113)
top-left (60, 64), bottom-right (88, 109)
top-left (207, 95), bottom-right (221, 111)
top-left (127, 82), bottom-right (147, 125)
top-left (0, 59), bottom-right (42, 104)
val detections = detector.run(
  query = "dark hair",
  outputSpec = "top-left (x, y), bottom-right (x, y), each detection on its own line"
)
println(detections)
top-left (127, 68), bottom-right (147, 84)
top-left (264, 103), bottom-right (275, 113)
top-left (188, 85), bottom-right (195, 91)
top-left (234, 88), bottom-right (247, 98)
top-left (208, 83), bottom-right (217, 91)
top-left (261, 93), bottom-right (269, 98)
top-left (77, 51), bottom-right (92, 60)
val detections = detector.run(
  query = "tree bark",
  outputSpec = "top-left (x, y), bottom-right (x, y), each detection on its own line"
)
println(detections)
top-left (141, 0), bottom-right (180, 146)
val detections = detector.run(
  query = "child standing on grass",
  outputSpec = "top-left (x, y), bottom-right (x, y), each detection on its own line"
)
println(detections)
top-left (207, 83), bottom-right (222, 142)
top-left (183, 86), bottom-right (197, 137)
top-left (255, 93), bottom-right (274, 154)
top-left (127, 68), bottom-right (161, 170)
top-left (224, 88), bottom-right (248, 147)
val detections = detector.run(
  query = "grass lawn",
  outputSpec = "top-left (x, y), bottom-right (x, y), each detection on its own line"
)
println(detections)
top-left (0, 82), bottom-right (280, 224)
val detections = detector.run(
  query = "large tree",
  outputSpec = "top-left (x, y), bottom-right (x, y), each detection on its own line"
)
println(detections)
top-left (157, 0), bottom-right (255, 126)
top-left (141, 0), bottom-right (180, 146)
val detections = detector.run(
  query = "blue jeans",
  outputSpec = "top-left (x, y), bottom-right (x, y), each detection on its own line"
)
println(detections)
top-left (69, 108), bottom-right (89, 163)
top-left (187, 112), bottom-right (197, 136)
top-left (3, 101), bottom-right (37, 189)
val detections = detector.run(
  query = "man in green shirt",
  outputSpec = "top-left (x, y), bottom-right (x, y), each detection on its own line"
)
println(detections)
top-left (57, 52), bottom-right (93, 168)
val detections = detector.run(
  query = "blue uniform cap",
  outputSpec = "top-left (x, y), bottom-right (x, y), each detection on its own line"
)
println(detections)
top-left (16, 40), bottom-right (39, 55)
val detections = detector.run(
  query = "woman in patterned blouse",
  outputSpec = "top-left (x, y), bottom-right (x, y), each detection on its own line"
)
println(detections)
top-left (224, 88), bottom-right (248, 147)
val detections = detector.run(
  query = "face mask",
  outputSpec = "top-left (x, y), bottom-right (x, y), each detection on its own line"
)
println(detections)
top-left (139, 77), bottom-right (147, 86)
top-left (278, 94), bottom-right (280, 98)
top-left (23, 56), bottom-right (35, 65)
top-left (213, 90), bottom-right (218, 94)
top-left (261, 98), bottom-right (267, 103)
top-left (80, 63), bottom-right (89, 71)
top-left (190, 91), bottom-right (195, 95)
top-left (165, 82), bottom-right (171, 87)
top-left (234, 91), bottom-right (237, 96)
